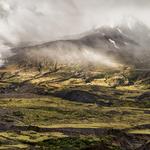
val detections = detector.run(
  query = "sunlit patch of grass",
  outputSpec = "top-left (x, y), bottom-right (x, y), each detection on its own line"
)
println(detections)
top-left (40, 123), bottom-right (130, 129)
top-left (31, 76), bottom-right (58, 84)
top-left (128, 129), bottom-right (150, 135)
top-left (117, 85), bottom-right (141, 91)
top-left (0, 83), bottom-right (10, 88)
top-left (91, 79), bottom-right (109, 87)
top-left (0, 131), bottom-right (68, 149)
top-left (0, 131), bottom-right (67, 144)
top-left (61, 78), bottom-right (84, 86)
top-left (0, 144), bottom-right (28, 150)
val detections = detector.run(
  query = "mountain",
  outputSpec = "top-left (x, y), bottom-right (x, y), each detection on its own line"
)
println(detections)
top-left (0, 22), bottom-right (150, 150)
top-left (0, 20), bottom-right (148, 71)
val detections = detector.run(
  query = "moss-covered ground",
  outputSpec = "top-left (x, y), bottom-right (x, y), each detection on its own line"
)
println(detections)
top-left (0, 66), bottom-right (149, 149)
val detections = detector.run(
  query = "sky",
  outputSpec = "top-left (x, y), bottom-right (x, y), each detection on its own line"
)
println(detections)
top-left (0, 0), bottom-right (150, 48)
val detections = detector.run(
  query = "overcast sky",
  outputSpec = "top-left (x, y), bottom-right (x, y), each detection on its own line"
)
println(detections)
top-left (0, 0), bottom-right (150, 46)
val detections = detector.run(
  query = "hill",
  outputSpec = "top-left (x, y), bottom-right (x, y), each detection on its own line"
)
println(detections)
top-left (0, 24), bottom-right (150, 149)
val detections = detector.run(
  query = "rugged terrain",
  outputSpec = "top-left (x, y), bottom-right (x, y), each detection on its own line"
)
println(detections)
top-left (0, 26), bottom-right (150, 150)
top-left (0, 64), bottom-right (149, 150)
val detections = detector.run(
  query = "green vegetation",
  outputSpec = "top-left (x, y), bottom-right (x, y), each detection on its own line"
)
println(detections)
top-left (0, 66), bottom-right (149, 149)
top-left (0, 97), bottom-right (150, 127)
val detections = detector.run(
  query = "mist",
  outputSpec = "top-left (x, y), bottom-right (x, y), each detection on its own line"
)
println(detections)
top-left (0, 0), bottom-right (150, 67)
top-left (25, 46), bottom-right (119, 68)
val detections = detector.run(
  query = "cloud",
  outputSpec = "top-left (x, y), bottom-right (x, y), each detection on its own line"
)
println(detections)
top-left (0, 0), bottom-right (81, 46)
top-left (0, 0), bottom-right (149, 46)
top-left (0, 0), bottom-right (150, 66)
top-left (72, 0), bottom-right (150, 29)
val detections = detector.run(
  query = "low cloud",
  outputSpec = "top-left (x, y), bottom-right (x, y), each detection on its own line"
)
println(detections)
top-left (0, 0), bottom-right (150, 67)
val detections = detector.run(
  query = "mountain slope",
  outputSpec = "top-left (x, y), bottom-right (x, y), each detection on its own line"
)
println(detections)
top-left (5, 23), bottom-right (150, 70)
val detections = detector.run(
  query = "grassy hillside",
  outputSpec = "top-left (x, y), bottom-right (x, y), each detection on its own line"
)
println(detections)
top-left (0, 65), bottom-right (150, 149)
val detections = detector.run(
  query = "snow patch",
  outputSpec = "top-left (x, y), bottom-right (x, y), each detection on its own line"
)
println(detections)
top-left (108, 38), bottom-right (119, 49)
top-left (117, 28), bottom-right (123, 34)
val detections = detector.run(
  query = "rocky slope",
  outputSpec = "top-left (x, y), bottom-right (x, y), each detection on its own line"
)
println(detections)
top-left (5, 22), bottom-right (150, 70)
